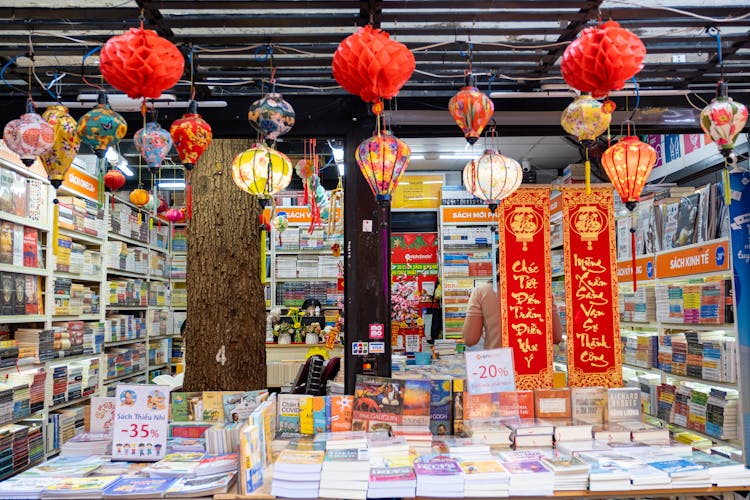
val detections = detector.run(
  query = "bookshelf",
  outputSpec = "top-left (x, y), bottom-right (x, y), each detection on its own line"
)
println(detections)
top-left (438, 206), bottom-right (498, 341)
top-left (169, 223), bottom-right (186, 376)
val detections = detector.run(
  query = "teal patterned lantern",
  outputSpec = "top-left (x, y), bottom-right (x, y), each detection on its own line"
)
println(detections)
top-left (77, 91), bottom-right (127, 158)
top-left (700, 82), bottom-right (748, 164)
top-left (134, 120), bottom-right (173, 173)
top-left (247, 92), bottom-right (295, 141)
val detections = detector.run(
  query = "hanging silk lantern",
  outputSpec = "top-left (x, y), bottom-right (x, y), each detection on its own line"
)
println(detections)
top-left (134, 120), bottom-right (173, 173)
top-left (3, 98), bottom-right (54, 166)
top-left (700, 82), bottom-right (748, 164)
top-left (157, 197), bottom-right (168, 213)
top-left (462, 150), bottom-right (523, 213)
top-left (129, 188), bottom-right (150, 207)
top-left (561, 95), bottom-right (613, 193)
top-left (248, 93), bottom-right (295, 142)
top-left (38, 104), bottom-right (80, 188)
top-left (332, 25), bottom-right (415, 104)
top-left (164, 208), bottom-right (183, 223)
top-left (104, 169), bottom-right (126, 192)
top-left (231, 143), bottom-right (293, 205)
top-left (100, 25), bottom-right (184, 99)
top-left (601, 135), bottom-right (656, 291)
top-left (355, 132), bottom-right (411, 205)
top-left (448, 84), bottom-right (495, 145)
top-left (142, 194), bottom-right (157, 212)
top-left (272, 212), bottom-right (289, 233)
top-left (561, 21), bottom-right (646, 98)
top-left (170, 100), bottom-right (212, 171)
top-left (77, 91), bottom-right (127, 158)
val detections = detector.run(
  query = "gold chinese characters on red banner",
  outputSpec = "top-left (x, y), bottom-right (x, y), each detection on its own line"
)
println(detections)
top-left (562, 186), bottom-right (622, 387)
top-left (498, 188), bottom-right (553, 389)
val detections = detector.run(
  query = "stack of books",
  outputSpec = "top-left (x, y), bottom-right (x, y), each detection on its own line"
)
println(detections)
top-left (459, 459), bottom-right (510, 497)
top-left (41, 475), bottom-right (120, 499)
top-left (541, 455), bottom-right (591, 491)
top-left (414, 456), bottom-right (465, 497)
top-left (465, 419), bottom-right (512, 449)
top-left (366, 435), bottom-right (410, 467)
top-left (585, 458), bottom-right (632, 491)
top-left (500, 458), bottom-right (554, 496)
top-left (319, 448), bottom-right (370, 500)
top-left (144, 452), bottom-right (205, 478)
top-left (390, 425), bottom-right (432, 453)
top-left (60, 431), bottom-right (111, 457)
top-left (443, 436), bottom-right (491, 461)
top-left (647, 457), bottom-right (711, 488)
top-left (505, 418), bottom-right (554, 448)
top-left (690, 451), bottom-right (750, 487)
top-left (270, 448), bottom-right (324, 498)
top-left (101, 476), bottom-right (177, 498)
top-left (367, 466), bottom-right (416, 498)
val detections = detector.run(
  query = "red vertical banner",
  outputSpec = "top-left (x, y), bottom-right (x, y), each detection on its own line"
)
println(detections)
top-left (498, 188), bottom-right (553, 390)
top-left (562, 186), bottom-right (622, 387)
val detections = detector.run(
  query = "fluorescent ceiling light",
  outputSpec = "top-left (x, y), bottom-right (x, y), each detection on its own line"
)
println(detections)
top-left (411, 153), bottom-right (477, 160)
top-left (116, 160), bottom-right (133, 177)
top-left (490, 89), bottom-right (690, 98)
top-left (35, 94), bottom-right (227, 111)
top-left (158, 181), bottom-right (185, 189)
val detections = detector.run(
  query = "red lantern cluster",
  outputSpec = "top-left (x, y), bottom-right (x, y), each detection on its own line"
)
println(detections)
top-left (100, 26), bottom-right (185, 99)
top-left (332, 25), bottom-right (415, 103)
top-left (561, 21), bottom-right (646, 99)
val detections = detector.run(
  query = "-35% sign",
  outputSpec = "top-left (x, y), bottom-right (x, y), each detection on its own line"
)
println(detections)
top-left (464, 348), bottom-right (516, 395)
top-left (122, 423), bottom-right (159, 438)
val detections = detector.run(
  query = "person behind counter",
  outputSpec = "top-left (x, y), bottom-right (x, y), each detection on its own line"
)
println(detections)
top-left (462, 269), bottom-right (563, 349)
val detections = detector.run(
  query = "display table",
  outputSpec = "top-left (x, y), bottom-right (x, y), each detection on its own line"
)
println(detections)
top-left (216, 485), bottom-right (750, 500)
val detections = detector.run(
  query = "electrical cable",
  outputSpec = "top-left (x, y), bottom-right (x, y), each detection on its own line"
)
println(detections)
top-left (0, 56), bottom-right (25, 93)
top-left (604, 1), bottom-right (750, 22)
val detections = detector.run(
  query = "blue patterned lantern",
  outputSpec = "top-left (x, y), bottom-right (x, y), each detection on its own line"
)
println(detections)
top-left (134, 121), bottom-right (173, 173)
top-left (247, 92), bottom-right (295, 142)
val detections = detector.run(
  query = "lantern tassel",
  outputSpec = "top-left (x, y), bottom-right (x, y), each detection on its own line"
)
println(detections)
top-left (97, 157), bottom-right (105, 208)
top-left (723, 162), bottom-right (731, 205)
top-left (630, 226), bottom-right (637, 292)
top-left (584, 150), bottom-right (591, 195)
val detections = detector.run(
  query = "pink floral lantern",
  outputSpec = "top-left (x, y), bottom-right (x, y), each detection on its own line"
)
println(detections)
top-left (700, 82), bottom-right (748, 164)
top-left (3, 99), bottom-right (54, 166)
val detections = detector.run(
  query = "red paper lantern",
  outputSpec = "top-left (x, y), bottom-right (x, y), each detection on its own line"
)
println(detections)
top-left (100, 26), bottom-right (185, 100)
top-left (561, 21), bottom-right (646, 99)
top-left (104, 170), bottom-right (126, 192)
top-left (332, 25), bottom-right (415, 103)
top-left (601, 135), bottom-right (656, 291)
top-left (170, 100), bottom-right (213, 171)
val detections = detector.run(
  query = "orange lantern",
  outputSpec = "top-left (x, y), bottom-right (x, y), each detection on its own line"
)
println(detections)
top-left (601, 135), bottom-right (656, 291)
top-left (449, 83), bottom-right (494, 145)
top-left (129, 188), bottom-right (150, 207)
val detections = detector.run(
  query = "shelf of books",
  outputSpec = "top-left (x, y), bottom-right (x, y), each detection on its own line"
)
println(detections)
top-left (615, 182), bottom-right (744, 453)
top-left (438, 205), bottom-right (498, 340)
top-left (169, 223), bottom-right (186, 376)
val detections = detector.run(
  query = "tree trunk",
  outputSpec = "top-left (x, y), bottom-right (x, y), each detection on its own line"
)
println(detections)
top-left (183, 138), bottom-right (267, 391)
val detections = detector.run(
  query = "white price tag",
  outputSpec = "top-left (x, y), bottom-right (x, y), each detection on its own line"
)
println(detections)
top-left (464, 348), bottom-right (515, 395)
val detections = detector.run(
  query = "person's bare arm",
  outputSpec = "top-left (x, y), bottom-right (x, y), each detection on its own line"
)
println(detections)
top-left (552, 300), bottom-right (563, 344)
top-left (462, 314), bottom-right (484, 347)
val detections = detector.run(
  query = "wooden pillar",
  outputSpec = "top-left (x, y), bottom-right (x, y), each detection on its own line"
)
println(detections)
top-left (183, 138), bottom-right (267, 391)
top-left (344, 119), bottom-right (392, 394)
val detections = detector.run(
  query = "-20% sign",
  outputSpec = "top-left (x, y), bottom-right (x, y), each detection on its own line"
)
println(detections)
top-left (464, 348), bottom-right (516, 395)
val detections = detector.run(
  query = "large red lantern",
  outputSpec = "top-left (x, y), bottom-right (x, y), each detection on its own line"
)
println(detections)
top-left (449, 84), bottom-right (494, 145)
top-left (170, 100), bottom-right (213, 171)
top-left (561, 21), bottom-right (646, 99)
top-left (601, 135), bottom-right (656, 291)
top-left (104, 169), bottom-right (126, 192)
top-left (332, 25), bottom-right (415, 104)
top-left (99, 25), bottom-right (184, 99)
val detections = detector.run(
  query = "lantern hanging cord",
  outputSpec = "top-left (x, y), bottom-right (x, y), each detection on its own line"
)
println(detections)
top-left (0, 56), bottom-right (26, 94)
top-left (627, 76), bottom-right (640, 122)
top-left (27, 33), bottom-right (58, 101)
top-left (708, 27), bottom-right (724, 79)
top-left (81, 46), bottom-right (104, 91)
top-left (188, 44), bottom-right (196, 101)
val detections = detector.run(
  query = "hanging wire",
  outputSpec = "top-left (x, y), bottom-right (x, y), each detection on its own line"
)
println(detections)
top-left (81, 46), bottom-right (104, 90)
top-left (708, 27), bottom-right (724, 80)
top-left (0, 56), bottom-right (25, 93)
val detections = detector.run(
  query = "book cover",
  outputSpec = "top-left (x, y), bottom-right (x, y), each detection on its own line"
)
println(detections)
top-left (275, 448), bottom-right (325, 471)
top-left (0, 169), bottom-right (13, 214)
top-left (222, 390), bottom-right (268, 424)
top-left (459, 459), bottom-right (508, 476)
top-left (660, 198), bottom-right (680, 250)
top-left (23, 227), bottom-right (39, 269)
top-left (500, 460), bottom-right (551, 474)
top-left (533, 388), bottom-right (571, 419)
top-left (674, 193), bottom-right (700, 247)
top-left (164, 471), bottom-right (236, 496)
top-left (239, 423), bottom-right (263, 495)
top-left (277, 393), bottom-right (303, 433)
top-left (11, 223), bottom-right (22, 267)
top-left (369, 466), bottom-right (416, 482)
top-left (169, 422), bottom-right (214, 439)
top-left (24, 275), bottom-right (39, 315)
top-left (102, 476), bottom-right (176, 497)
top-left (329, 395), bottom-right (353, 432)
top-left (352, 375), bottom-right (404, 433)
top-left (0, 221), bottom-right (13, 265)
top-left (695, 184), bottom-right (711, 243)
top-left (413, 459), bottom-right (463, 476)
top-left (451, 378), bottom-right (465, 437)
top-left (299, 395), bottom-right (314, 435)
top-left (606, 387), bottom-right (642, 422)
top-left (571, 386), bottom-right (606, 424)
top-left (170, 392), bottom-right (203, 422)
top-left (11, 171), bottom-right (27, 217)
top-left (429, 379), bottom-right (452, 436)
top-left (648, 458), bottom-right (706, 476)
top-left (44, 475), bottom-right (120, 493)
top-left (402, 379), bottom-right (431, 427)
top-left (12, 273), bottom-right (25, 315)
top-left (201, 391), bottom-right (225, 422)
top-left (90, 396), bottom-right (116, 433)
top-left (312, 396), bottom-right (328, 433)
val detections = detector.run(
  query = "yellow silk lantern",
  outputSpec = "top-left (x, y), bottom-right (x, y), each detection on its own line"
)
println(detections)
top-left (561, 94), bottom-right (613, 193)
top-left (231, 143), bottom-right (292, 205)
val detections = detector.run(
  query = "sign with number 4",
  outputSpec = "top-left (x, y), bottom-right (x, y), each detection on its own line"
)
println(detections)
top-left (111, 384), bottom-right (169, 461)
top-left (464, 348), bottom-right (516, 395)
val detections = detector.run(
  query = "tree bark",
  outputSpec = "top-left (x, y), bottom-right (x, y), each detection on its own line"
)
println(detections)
top-left (183, 138), bottom-right (267, 391)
